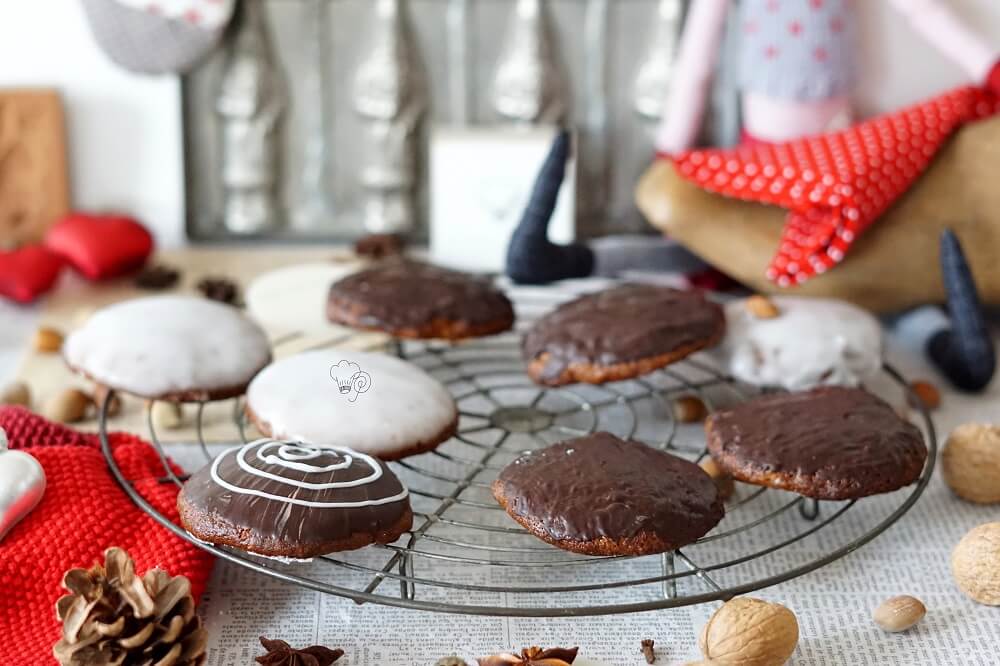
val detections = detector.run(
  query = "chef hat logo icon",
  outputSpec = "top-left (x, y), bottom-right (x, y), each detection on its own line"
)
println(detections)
top-left (330, 360), bottom-right (372, 403)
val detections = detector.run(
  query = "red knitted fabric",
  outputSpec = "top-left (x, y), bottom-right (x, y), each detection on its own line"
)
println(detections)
top-left (0, 406), bottom-right (214, 664)
top-left (669, 85), bottom-right (1000, 285)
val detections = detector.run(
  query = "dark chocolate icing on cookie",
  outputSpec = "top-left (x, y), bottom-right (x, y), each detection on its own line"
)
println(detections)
top-left (522, 284), bottom-right (724, 382)
top-left (180, 439), bottom-right (411, 551)
top-left (706, 386), bottom-right (927, 499)
top-left (493, 433), bottom-right (723, 549)
top-left (327, 260), bottom-right (514, 331)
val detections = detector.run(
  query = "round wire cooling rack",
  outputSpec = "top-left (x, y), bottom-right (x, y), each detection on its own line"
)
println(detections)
top-left (99, 281), bottom-right (938, 617)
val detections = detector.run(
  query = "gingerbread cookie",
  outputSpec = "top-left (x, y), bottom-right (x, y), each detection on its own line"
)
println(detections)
top-left (706, 386), bottom-right (927, 500)
top-left (178, 439), bottom-right (412, 558)
top-left (522, 284), bottom-right (725, 386)
top-left (246, 349), bottom-right (458, 460)
top-left (492, 432), bottom-right (724, 556)
top-left (326, 260), bottom-right (515, 340)
top-left (721, 296), bottom-right (882, 390)
top-left (245, 262), bottom-right (359, 334)
top-left (63, 296), bottom-right (271, 402)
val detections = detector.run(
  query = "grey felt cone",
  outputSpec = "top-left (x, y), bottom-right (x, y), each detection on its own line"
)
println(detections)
top-left (928, 229), bottom-right (996, 391)
top-left (505, 130), bottom-right (593, 284)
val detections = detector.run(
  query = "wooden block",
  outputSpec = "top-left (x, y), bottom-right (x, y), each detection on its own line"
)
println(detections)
top-left (0, 89), bottom-right (70, 249)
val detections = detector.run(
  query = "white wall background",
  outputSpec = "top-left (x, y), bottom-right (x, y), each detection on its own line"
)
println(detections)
top-left (0, 0), bottom-right (184, 246)
top-left (0, 0), bottom-right (999, 248)
top-left (855, 0), bottom-right (1000, 117)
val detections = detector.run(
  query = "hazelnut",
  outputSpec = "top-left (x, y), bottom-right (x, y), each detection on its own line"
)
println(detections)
top-left (434, 658), bottom-right (468, 666)
top-left (72, 306), bottom-right (97, 328)
top-left (43, 388), bottom-right (92, 423)
top-left (149, 401), bottom-right (184, 431)
top-left (698, 597), bottom-right (798, 665)
top-left (673, 395), bottom-right (708, 423)
top-left (93, 385), bottom-right (122, 418)
top-left (33, 326), bottom-right (64, 353)
top-left (906, 380), bottom-right (940, 411)
top-left (745, 295), bottom-right (780, 319)
top-left (700, 458), bottom-right (735, 501)
top-left (951, 522), bottom-right (1000, 605)
top-left (942, 424), bottom-right (1000, 504)
top-left (872, 595), bottom-right (926, 632)
top-left (0, 380), bottom-right (31, 407)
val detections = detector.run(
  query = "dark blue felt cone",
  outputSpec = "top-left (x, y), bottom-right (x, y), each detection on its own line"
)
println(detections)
top-left (928, 229), bottom-right (996, 391)
top-left (505, 130), bottom-right (594, 284)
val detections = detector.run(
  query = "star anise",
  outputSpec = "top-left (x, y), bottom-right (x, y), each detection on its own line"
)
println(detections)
top-left (477, 646), bottom-right (578, 666)
top-left (255, 637), bottom-right (343, 666)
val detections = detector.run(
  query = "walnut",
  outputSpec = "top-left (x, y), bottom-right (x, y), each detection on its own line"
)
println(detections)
top-left (872, 595), bottom-right (926, 632)
top-left (942, 424), bottom-right (1000, 504)
top-left (951, 522), bottom-right (1000, 605)
top-left (698, 597), bottom-right (798, 665)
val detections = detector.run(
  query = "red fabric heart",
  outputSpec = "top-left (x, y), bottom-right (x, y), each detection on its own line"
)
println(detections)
top-left (0, 406), bottom-right (215, 664)
top-left (45, 213), bottom-right (154, 281)
top-left (0, 245), bottom-right (64, 304)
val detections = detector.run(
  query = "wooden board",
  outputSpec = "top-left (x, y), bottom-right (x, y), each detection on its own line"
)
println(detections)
top-left (14, 246), bottom-right (389, 443)
top-left (0, 89), bottom-right (70, 248)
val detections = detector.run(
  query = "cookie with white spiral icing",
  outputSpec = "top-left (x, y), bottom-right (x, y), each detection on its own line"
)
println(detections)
top-left (178, 439), bottom-right (412, 558)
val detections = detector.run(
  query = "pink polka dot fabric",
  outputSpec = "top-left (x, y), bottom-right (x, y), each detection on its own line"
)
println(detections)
top-left (669, 86), bottom-right (1000, 285)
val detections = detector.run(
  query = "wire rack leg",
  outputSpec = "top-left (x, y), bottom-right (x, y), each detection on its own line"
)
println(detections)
top-left (799, 498), bottom-right (820, 521)
top-left (661, 552), bottom-right (677, 599)
top-left (674, 550), bottom-right (726, 598)
top-left (400, 535), bottom-right (416, 600)
top-left (144, 395), bottom-right (187, 485)
top-left (361, 431), bottom-right (513, 600)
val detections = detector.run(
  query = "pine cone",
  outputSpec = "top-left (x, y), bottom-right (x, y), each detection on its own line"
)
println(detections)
top-left (53, 547), bottom-right (207, 666)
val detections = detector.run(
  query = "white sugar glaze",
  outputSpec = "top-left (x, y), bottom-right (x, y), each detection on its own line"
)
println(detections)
top-left (246, 349), bottom-right (457, 457)
top-left (64, 296), bottom-right (271, 399)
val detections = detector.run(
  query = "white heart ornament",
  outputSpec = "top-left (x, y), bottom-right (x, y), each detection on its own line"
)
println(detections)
top-left (0, 427), bottom-right (46, 543)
